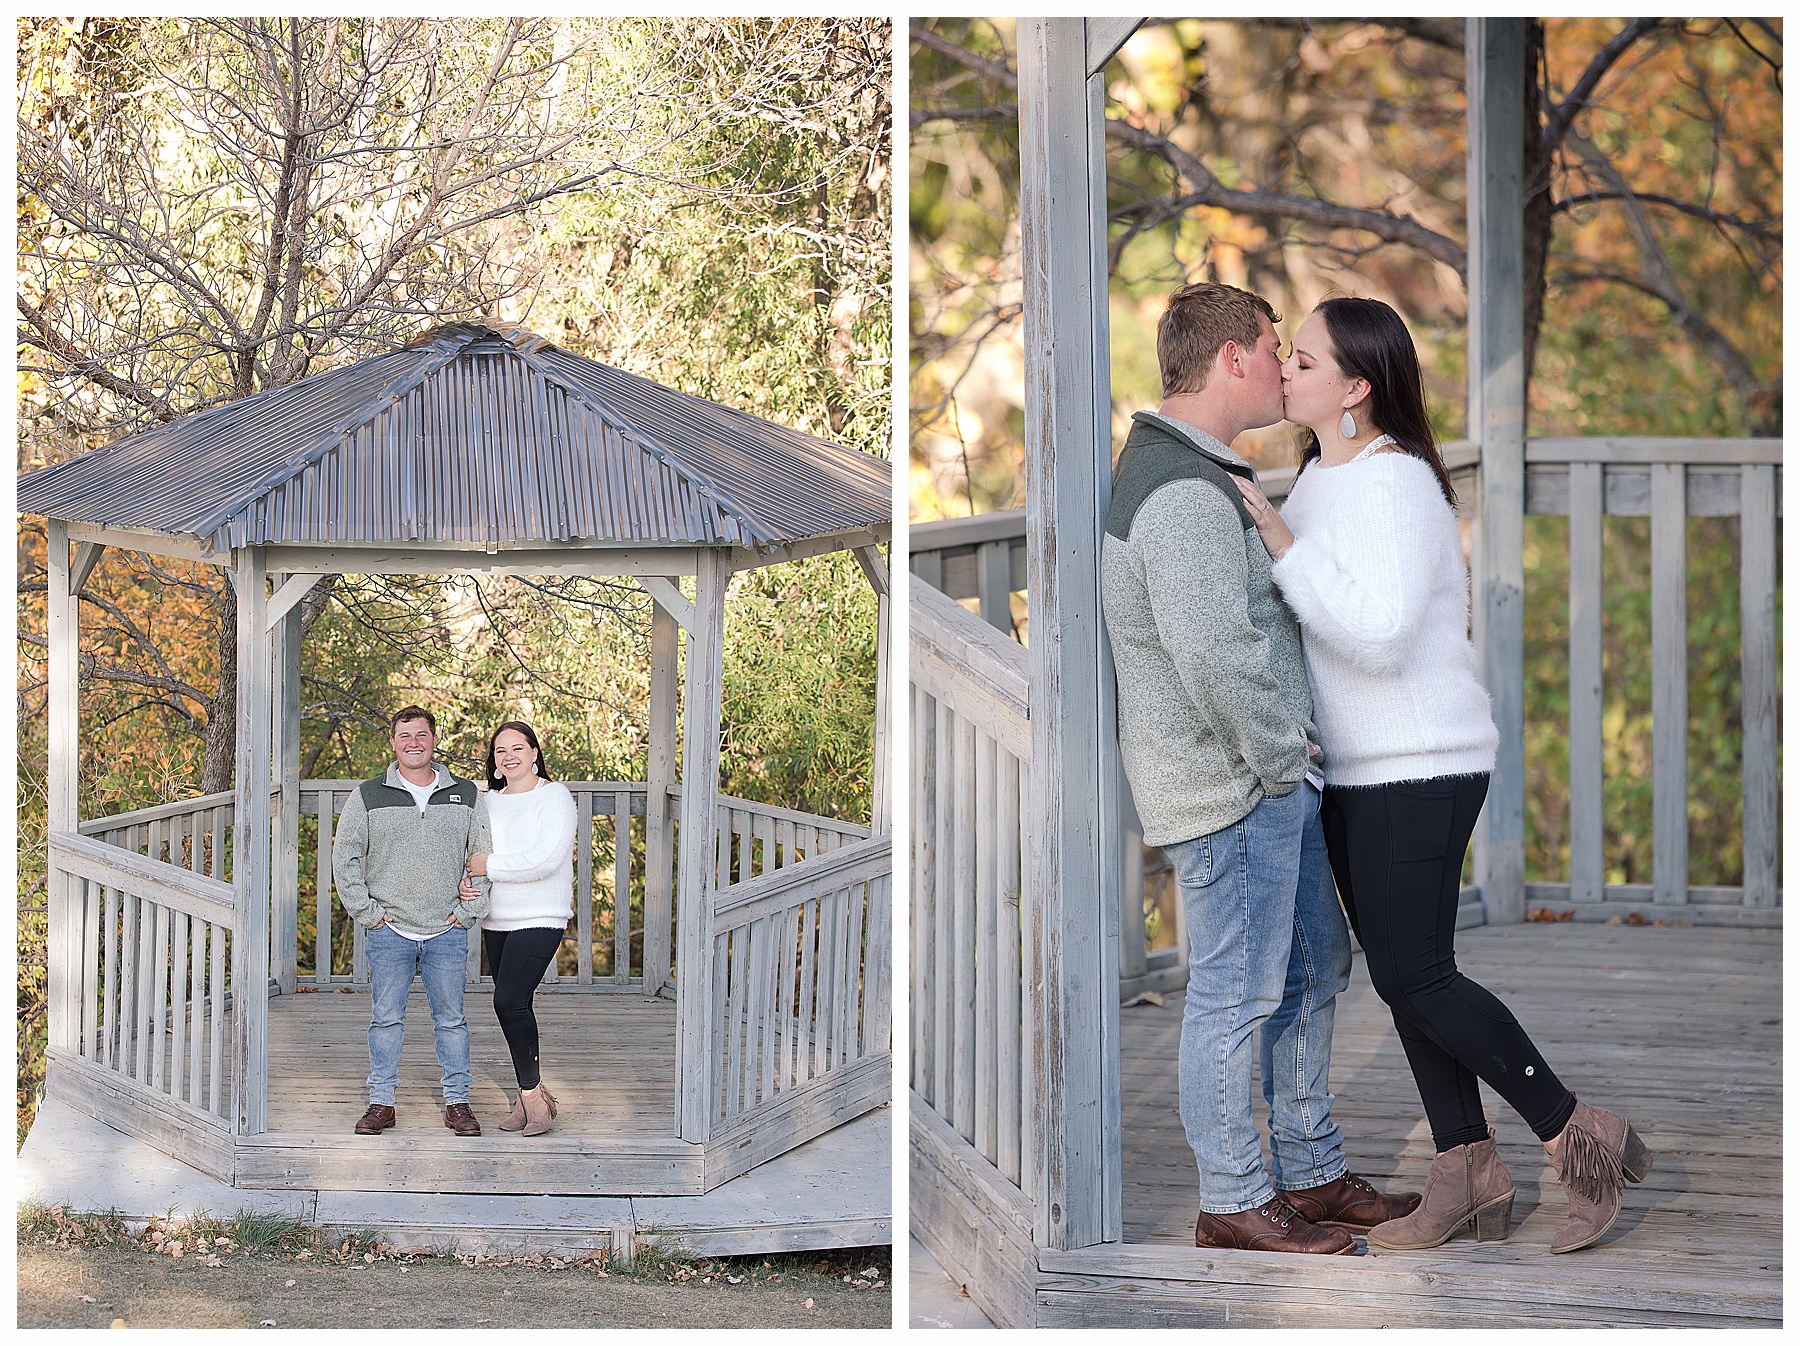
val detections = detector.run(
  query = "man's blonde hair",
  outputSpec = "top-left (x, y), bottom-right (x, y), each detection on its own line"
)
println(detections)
top-left (1158, 282), bottom-right (1279, 397)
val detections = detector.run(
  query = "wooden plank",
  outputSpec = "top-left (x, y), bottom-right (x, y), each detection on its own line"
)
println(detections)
top-left (912, 686), bottom-right (937, 1100)
top-left (573, 790), bottom-right (594, 983)
top-left (861, 869), bottom-right (893, 1059)
top-left (795, 898), bottom-right (818, 1086)
top-left (974, 731), bottom-right (998, 1162)
top-left (315, 792), bottom-right (335, 979)
top-left (814, 889), bottom-right (842, 1080)
top-left (839, 874), bottom-right (867, 1068)
top-left (232, 546), bottom-right (273, 1133)
top-left (932, 703), bottom-right (955, 1120)
top-left (77, 879), bottom-right (98, 1062)
top-left (272, 589), bottom-right (302, 994)
top-left (46, 521), bottom-right (79, 1056)
top-left (997, 748), bottom-right (1024, 1186)
top-left (869, 579), bottom-right (892, 835)
top-left (50, 832), bottom-right (236, 925)
top-left (1650, 463), bottom-right (1688, 905)
top-left (187, 914), bottom-right (205, 1105)
top-left (910, 582), bottom-right (1032, 760)
top-left (708, 929), bottom-right (730, 1124)
top-left (120, 894), bottom-right (140, 1080)
top-left (149, 903), bottom-right (170, 1093)
top-left (701, 1051), bottom-right (890, 1190)
top-left (1738, 463), bottom-right (1778, 906)
top-left (976, 538), bottom-right (1014, 633)
top-left (711, 834), bottom-right (891, 925)
top-left (1567, 462), bottom-right (1605, 904)
top-left (644, 603), bottom-right (677, 993)
top-left (1526, 436), bottom-right (1781, 465)
top-left (102, 885), bottom-right (121, 1070)
top-left (135, 895), bottom-right (155, 1084)
top-left (614, 791), bottom-right (632, 983)
top-left (208, 923), bottom-right (225, 1117)
top-left (1016, 16), bottom-right (1120, 1249)
top-left (674, 555), bottom-right (728, 1141)
top-left (1466, 19), bottom-right (1528, 928)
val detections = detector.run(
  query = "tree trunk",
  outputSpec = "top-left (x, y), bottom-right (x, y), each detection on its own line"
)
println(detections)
top-left (198, 574), bottom-right (237, 795)
top-left (1519, 19), bottom-right (1552, 419)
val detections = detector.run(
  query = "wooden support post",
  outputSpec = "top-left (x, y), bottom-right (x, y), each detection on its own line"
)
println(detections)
top-left (1651, 464), bottom-right (1688, 905)
top-left (645, 598), bottom-right (679, 995)
top-left (271, 576), bottom-right (302, 993)
top-left (857, 544), bottom-right (893, 836)
top-left (1016, 16), bottom-right (1128, 1251)
top-left (1466, 18), bottom-right (1528, 926)
top-left (1739, 464), bottom-right (1778, 906)
top-left (46, 521), bottom-right (80, 1056)
top-left (674, 553), bottom-right (729, 1141)
top-left (1567, 464), bottom-right (1605, 904)
top-left (231, 547), bottom-right (273, 1135)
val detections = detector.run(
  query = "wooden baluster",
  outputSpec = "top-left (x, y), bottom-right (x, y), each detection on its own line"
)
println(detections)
top-left (168, 911), bottom-right (189, 1102)
top-left (796, 899), bottom-right (818, 1084)
top-left (998, 748), bottom-right (1024, 1186)
top-left (614, 791), bottom-right (631, 984)
top-left (208, 924), bottom-right (225, 1117)
top-left (975, 732), bottom-right (999, 1162)
top-left (188, 914), bottom-right (205, 1107)
top-left (1740, 463), bottom-right (1778, 907)
top-left (912, 685), bottom-right (937, 1099)
top-left (1651, 462), bottom-right (1688, 905)
top-left (1568, 461), bottom-right (1605, 904)
top-left (315, 792), bottom-right (335, 982)
top-left (952, 711), bottom-right (977, 1139)
top-left (102, 885), bottom-right (121, 1070)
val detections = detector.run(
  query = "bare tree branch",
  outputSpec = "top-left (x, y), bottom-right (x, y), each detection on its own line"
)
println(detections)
top-left (1542, 17), bottom-right (1663, 156)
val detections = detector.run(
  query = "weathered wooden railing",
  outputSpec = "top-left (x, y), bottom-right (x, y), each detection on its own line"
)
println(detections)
top-left (715, 793), bottom-right (870, 887)
top-left (297, 780), bottom-right (672, 993)
top-left (76, 780), bottom-right (879, 1006)
top-left (708, 832), bottom-right (891, 1147)
top-left (912, 436), bottom-right (1781, 931)
top-left (48, 827), bottom-right (237, 1134)
top-left (1518, 438), bottom-right (1781, 921)
top-left (910, 579), bottom-right (1035, 1199)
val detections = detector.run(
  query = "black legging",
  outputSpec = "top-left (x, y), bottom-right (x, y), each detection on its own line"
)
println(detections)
top-left (1323, 774), bottom-right (1577, 1151)
top-left (482, 925), bottom-right (565, 1091)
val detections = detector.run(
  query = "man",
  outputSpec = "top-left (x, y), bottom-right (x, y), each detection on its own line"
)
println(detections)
top-left (333, 706), bottom-right (492, 1137)
top-left (1100, 282), bottom-right (1418, 1253)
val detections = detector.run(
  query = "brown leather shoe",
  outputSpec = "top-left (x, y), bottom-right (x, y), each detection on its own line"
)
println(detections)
top-left (443, 1102), bottom-right (482, 1136)
top-left (1278, 1171), bottom-right (1422, 1232)
top-left (354, 1104), bottom-right (395, 1135)
top-left (1195, 1197), bottom-right (1356, 1255)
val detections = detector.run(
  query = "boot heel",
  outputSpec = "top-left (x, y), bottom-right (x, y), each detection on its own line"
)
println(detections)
top-left (1621, 1124), bottom-right (1652, 1183)
top-left (1472, 1192), bottom-right (1513, 1242)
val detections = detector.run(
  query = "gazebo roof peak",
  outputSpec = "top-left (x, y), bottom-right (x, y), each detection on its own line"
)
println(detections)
top-left (19, 323), bottom-right (890, 557)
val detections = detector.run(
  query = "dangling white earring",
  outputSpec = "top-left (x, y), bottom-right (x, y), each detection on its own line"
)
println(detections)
top-left (1340, 409), bottom-right (1357, 439)
top-left (533, 761), bottom-right (541, 776)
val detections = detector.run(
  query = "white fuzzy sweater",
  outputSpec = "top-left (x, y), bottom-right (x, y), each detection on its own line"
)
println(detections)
top-left (482, 780), bottom-right (577, 932)
top-left (1270, 451), bottom-right (1498, 787)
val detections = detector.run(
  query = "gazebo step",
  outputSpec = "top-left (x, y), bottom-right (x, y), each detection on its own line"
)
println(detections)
top-left (19, 1098), bottom-right (891, 1260)
top-left (235, 1132), bottom-right (705, 1195)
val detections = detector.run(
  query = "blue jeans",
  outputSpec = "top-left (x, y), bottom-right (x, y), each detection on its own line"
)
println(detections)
top-left (1165, 781), bottom-right (1352, 1213)
top-left (365, 922), bottom-right (472, 1106)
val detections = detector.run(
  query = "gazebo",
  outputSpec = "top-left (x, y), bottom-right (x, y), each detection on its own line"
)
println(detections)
top-left (23, 321), bottom-right (893, 1197)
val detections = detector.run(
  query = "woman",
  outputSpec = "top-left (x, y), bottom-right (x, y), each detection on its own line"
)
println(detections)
top-left (1231, 296), bottom-right (1651, 1255)
top-left (460, 720), bottom-right (577, 1136)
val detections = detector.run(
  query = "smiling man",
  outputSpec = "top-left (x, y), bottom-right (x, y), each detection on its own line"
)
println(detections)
top-left (332, 705), bottom-right (492, 1137)
top-left (1100, 282), bottom-right (1418, 1254)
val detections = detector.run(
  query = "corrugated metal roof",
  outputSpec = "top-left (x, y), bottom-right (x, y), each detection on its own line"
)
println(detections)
top-left (18, 324), bottom-right (891, 554)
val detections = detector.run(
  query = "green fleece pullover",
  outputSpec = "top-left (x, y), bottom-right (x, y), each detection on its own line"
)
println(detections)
top-left (1101, 411), bottom-right (1320, 846)
top-left (332, 763), bottom-right (493, 935)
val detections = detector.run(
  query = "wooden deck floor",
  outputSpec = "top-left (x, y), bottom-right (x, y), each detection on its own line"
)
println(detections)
top-left (268, 989), bottom-right (677, 1138)
top-left (1103, 921), bottom-right (1781, 1327)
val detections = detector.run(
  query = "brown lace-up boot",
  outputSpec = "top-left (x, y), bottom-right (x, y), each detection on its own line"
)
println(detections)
top-left (1367, 1129), bottom-right (1514, 1250)
top-left (1195, 1197), bottom-right (1356, 1255)
top-left (1548, 1098), bottom-right (1653, 1253)
top-left (1278, 1171), bottom-right (1422, 1232)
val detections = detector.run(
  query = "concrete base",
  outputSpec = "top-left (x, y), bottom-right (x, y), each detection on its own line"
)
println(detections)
top-left (18, 1097), bottom-right (890, 1261)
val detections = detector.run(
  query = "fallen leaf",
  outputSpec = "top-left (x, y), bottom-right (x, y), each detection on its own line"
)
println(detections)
top-left (285, 1279), bottom-right (296, 1288)
top-left (804, 1298), bottom-right (815, 1309)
